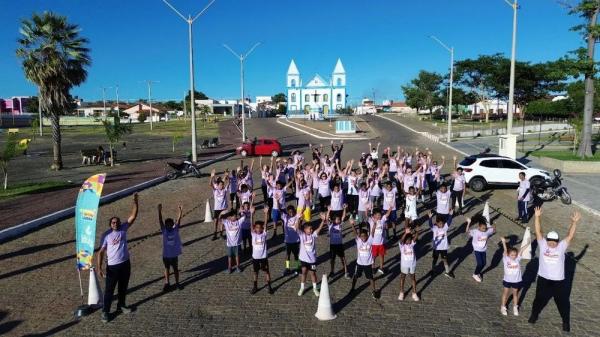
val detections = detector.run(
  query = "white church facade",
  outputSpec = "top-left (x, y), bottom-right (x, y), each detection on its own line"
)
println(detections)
top-left (286, 58), bottom-right (346, 119)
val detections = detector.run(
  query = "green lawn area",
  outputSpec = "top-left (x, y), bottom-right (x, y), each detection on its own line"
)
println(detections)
top-left (0, 181), bottom-right (75, 200)
top-left (530, 150), bottom-right (600, 161)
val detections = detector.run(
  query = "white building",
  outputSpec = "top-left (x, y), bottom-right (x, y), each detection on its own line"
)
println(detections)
top-left (122, 103), bottom-right (160, 121)
top-left (286, 58), bottom-right (347, 119)
top-left (468, 99), bottom-right (521, 116)
top-left (255, 96), bottom-right (272, 104)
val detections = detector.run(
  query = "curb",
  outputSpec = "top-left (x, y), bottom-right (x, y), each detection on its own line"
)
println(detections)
top-left (0, 152), bottom-right (235, 243)
top-left (276, 118), bottom-right (371, 140)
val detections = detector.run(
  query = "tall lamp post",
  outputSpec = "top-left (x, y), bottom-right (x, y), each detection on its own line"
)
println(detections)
top-left (430, 35), bottom-right (454, 142)
top-left (499, 0), bottom-right (519, 159)
top-left (162, 0), bottom-right (216, 163)
top-left (142, 80), bottom-right (159, 130)
top-left (223, 42), bottom-right (261, 142)
top-left (101, 86), bottom-right (112, 120)
top-left (115, 85), bottom-right (120, 119)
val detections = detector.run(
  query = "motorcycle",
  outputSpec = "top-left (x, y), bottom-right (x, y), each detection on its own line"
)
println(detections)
top-left (533, 169), bottom-right (572, 205)
top-left (165, 159), bottom-right (202, 180)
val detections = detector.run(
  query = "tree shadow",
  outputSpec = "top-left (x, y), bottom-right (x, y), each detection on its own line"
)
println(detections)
top-left (333, 279), bottom-right (372, 314)
top-left (519, 240), bottom-right (539, 304)
top-left (23, 320), bottom-right (79, 337)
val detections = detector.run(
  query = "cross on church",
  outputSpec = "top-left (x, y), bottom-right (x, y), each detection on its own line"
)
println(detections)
top-left (312, 90), bottom-right (319, 102)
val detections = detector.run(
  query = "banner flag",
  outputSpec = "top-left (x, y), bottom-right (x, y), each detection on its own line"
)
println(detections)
top-left (75, 173), bottom-right (106, 270)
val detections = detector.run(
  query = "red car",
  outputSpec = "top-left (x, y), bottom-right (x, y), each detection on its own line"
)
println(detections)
top-left (236, 138), bottom-right (282, 157)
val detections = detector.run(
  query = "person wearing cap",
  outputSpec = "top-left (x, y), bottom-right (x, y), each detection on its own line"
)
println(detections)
top-left (528, 206), bottom-right (581, 332)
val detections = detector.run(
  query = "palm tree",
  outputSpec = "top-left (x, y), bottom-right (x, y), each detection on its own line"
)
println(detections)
top-left (16, 12), bottom-right (90, 170)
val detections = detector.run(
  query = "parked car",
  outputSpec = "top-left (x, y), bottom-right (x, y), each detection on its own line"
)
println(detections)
top-left (236, 138), bottom-right (282, 157)
top-left (457, 153), bottom-right (551, 192)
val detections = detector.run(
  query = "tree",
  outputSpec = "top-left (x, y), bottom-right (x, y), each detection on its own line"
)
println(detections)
top-left (401, 70), bottom-right (443, 116)
top-left (277, 104), bottom-right (287, 115)
top-left (566, 0), bottom-right (600, 157)
top-left (164, 100), bottom-right (182, 111)
top-left (137, 111), bottom-right (147, 123)
top-left (102, 116), bottom-right (132, 167)
top-left (26, 96), bottom-right (39, 114)
top-left (16, 12), bottom-right (90, 170)
top-left (0, 134), bottom-right (18, 190)
top-left (184, 90), bottom-right (208, 114)
top-left (272, 93), bottom-right (287, 103)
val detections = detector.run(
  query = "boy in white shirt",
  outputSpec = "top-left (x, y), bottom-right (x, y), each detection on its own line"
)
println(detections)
top-left (517, 172), bottom-right (531, 223)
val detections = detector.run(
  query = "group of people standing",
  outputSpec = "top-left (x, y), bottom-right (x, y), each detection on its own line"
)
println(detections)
top-left (96, 140), bottom-right (580, 332)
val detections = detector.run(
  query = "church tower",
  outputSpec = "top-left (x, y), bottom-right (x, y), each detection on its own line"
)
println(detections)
top-left (332, 58), bottom-right (346, 110)
top-left (286, 59), bottom-right (301, 112)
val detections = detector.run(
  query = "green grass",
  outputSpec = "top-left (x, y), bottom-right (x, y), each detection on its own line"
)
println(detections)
top-left (0, 181), bottom-right (75, 199)
top-left (530, 150), bottom-right (600, 161)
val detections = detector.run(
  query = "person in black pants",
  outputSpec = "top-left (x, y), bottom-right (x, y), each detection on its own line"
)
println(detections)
top-left (528, 207), bottom-right (580, 332)
top-left (331, 140), bottom-right (343, 164)
top-left (97, 193), bottom-right (139, 323)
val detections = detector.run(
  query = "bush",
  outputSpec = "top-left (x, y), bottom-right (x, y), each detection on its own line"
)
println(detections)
top-left (137, 111), bottom-right (147, 123)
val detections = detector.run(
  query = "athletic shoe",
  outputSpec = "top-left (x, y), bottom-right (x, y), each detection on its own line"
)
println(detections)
top-left (297, 287), bottom-right (304, 296)
top-left (513, 305), bottom-right (519, 316)
top-left (472, 274), bottom-right (482, 283)
top-left (344, 272), bottom-right (351, 280)
top-left (282, 268), bottom-right (289, 277)
top-left (176, 283), bottom-right (183, 291)
top-left (250, 286), bottom-right (258, 295)
top-left (162, 283), bottom-right (170, 292)
top-left (398, 293), bottom-right (404, 301)
top-left (116, 306), bottom-right (132, 314)
top-left (443, 272), bottom-right (455, 279)
top-left (236, 267), bottom-right (242, 273)
top-left (372, 290), bottom-right (378, 299)
top-left (412, 293), bottom-right (420, 301)
top-left (101, 312), bottom-right (109, 323)
top-left (501, 306), bottom-right (508, 316)
top-left (293, 270), bottom-right (299, 276)
top-left (328, 272), bottom-right (335, 279)
top-left (268, 287), bottom-right (274, 295)
top-left (313, 288), bottom-right (320, 297)
top-left (211, 234), bottom-right (217, 241)
top-left (376, 268), bottom-right (385, 275)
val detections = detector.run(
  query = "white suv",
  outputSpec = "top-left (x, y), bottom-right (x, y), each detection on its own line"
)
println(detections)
top-left (457, 154), bottom-right (551, 192)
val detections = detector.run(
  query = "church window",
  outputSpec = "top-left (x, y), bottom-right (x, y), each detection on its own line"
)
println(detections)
top-left (291, 93), bottom-right (296, 102)
top-left (336, 93), bottom-right (342, 102)
top-left (337, 78), bottom-right (342, 86)
top-left (291, 79), bottom-right (296, 87)
top-left (323, 94), bottom-right (329, 101)
top-left (305, 94), bottom-right (310, 102)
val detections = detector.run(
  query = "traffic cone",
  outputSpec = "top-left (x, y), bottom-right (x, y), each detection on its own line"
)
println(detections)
top-left (521, 227), bottom-right (532, 260)
top-left (314, 274), bottom-right (336, 321)
top-left (87, 268), bottom-right (103, 308)
top-left (204, 200), bottom-right (213, 223)
top-left (482, 202), bottom-right (491, 227)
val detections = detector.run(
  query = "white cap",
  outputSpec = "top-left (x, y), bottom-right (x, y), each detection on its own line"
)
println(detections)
top-left (546, 231), bottom-right (559, 240)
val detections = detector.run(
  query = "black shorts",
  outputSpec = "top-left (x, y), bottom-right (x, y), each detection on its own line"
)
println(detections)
top-left (214, 209), bottom-right (225, 220)
top-left (329, 244), bottom-right (345, 258)
top-left (162, 257), bottom-right (179, 269)
top-left (301, 260), bottom-right (317, 271)
top-left (432, 249), bottom-right (448, 259)
top-left (286, 242), bottom-right (300, 258)
top-left (503, 281), bottom-right (522, 289)
top-left (354, 264), bottom-right (373, 280)
top-left (242, 229), bottom-right (251, 240)
top-left (252, 258), bottom-right (269, 272)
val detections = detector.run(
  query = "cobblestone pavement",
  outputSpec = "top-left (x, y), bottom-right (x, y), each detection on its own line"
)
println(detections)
top-left (0, 117), bottom-right (598, 336)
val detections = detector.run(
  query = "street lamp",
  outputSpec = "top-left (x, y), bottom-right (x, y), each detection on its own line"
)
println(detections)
top-left (223, 42), bottom-right (261, 142)
top-left (430, 35), bottom-right (454, 143)
top-left (162, 0), bottom-right (216, 163)
top-left (101, 86), bottom-right (112, 120)
top-left (141, 80), bottom-right (159, 130)
top-left (115, 85), bottom-right (120, 119)
top-left (499, 0), bottom-right (519, 159)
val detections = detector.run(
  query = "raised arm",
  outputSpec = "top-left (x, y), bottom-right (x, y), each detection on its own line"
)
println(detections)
top-left (158, 203), bottom-right (164, 229)
top-left (501, 237), bottom-right (508, 256)
top-left (176, 205), bottom-right (183, 225)
top-left (427, 210), bottom-right (434, 228)
top-left (249, 158), bottom-right (255, 172)
top-left (565, 210), bottom-right (581, 245)
top-left (464, 217), bottom-right (472, 234)
top-left (534, 206), bottom-right (543, 241)
top-left (127, 193), bottom-right (139, 226)
top-left (350, 218), bottom-right (359, 237)
top-left (315, 210), bottom-right (329, 235)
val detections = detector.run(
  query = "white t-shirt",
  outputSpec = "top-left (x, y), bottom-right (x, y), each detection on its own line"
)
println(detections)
top-left (389, 158), bottom-right (398, 172)
top-left (538, 239), bottom-right (568, 281)
top-left (239, 190), bottom-right (252, 204)
top-left (356, 237), bottom-right (374, 266)
top-left (399, 242), bottom-right (417, 269)
top-left (436, 190), bottom-right (451, 214)
top-left (382, 187), bottom-right (397, 211)
top-left (297, 187), bottom-right (311, 208)
top-left (518, 180), bottom-right (531, 202)
top-left (452, 174), bottom-right (466, 191)
top-left (358, 189), bottom-right (370, 212)
top-left (370, 180), bottom-right (382, 197)
top-left (347, 176), bottom-right (359, 195)
top-left (272, 188), bottom-right (285, 210)
top-left (403, 173), bottom-right (416, 193)
top-left (431, 224), bottom-right (449, 251)
top-left (251, 231), bottom-right (268, 259)
top-left (469, 228), bottom-right (495, 252)
top-left (213, 185), bottom-right (227, 211)
top-left (223, 216), bottom-right (245, 247)
top-left (299, 232), bottom-right (318, 263)
top-left (503, 256), bottom-right (523, 283)
top-left (404, 194), bottom-right (418, 220)
top-left (318, 178), bottom-right (331, 197)
top-left (330, 190), bottom-right (344, 211)
top-left (369, 215), bottom-right (388, 245)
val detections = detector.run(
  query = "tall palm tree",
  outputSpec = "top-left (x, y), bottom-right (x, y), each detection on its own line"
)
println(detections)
top-left (16, 12), bottom-right (90, 170)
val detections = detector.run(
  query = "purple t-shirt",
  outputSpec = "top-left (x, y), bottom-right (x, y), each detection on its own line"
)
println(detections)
top-left (223, 216), bottom-right (245, 247)
top-left (299, 232), bottom-right (318, 263)
top-left (101, 223), bottom-right (130, 266)
top-left (328, 222), bottom-right (343, 245)
top-left (282, 213), bottom-right (300, 244)
top-left (251, 231), bottom-right (268, 260)
top-left (356, 237), bottom-right (374, 266)
top-left (162, 225), bottom-right (182, 258)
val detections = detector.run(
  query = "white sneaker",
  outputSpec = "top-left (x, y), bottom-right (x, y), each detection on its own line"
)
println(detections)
top-left (398, 293), bottom-right (404, 301)
top-left (313, 288), bottom-right (320, 297)
top-left (297, 287), bottom-right (304, 296)
top-left (412, 293), bottom-right (420, 301)
top-left (472, 274), bottom-right (482, 283)
top-left (501, 306), bottom-right (508, 316)
top-left (376, 268), bottom-right (385, 275)
top-left (513, 305), bottom-right (519, 316)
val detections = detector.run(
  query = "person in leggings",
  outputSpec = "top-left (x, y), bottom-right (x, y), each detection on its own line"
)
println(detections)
top-left (97, 193), bottom-right (139, 323)
top-left (528, 206), bottom-right (581, 332)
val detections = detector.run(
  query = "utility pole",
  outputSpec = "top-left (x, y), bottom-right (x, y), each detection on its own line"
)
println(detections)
top-left (141, 80), bottom-right (159, 130)
top-left (115, 85), bottom-right (120, 119)
top-left (430, 35), bottom-right (454, 142)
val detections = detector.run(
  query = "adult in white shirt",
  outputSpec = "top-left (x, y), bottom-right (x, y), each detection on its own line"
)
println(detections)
top-left (368, 142), bottom-right (381, 161)
top-left (450, 160), bottom-right (467, 214)
top-left (528, 207), bottom-right (580, 333)
top-left (517, 172), bottom-right (531, 223)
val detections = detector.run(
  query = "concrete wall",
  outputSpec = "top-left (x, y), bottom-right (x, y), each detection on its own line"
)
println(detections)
top-left (538, 156), bottom-right (600, 174)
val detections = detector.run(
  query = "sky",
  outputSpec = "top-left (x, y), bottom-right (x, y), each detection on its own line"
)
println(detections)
top-left (0, 0), bottom-right (584, 105)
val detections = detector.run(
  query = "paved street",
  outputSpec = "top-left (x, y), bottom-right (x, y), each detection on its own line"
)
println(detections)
top-left (1, 117), bottom-right (599, 336)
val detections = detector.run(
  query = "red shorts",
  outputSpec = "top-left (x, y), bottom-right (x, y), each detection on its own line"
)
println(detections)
top-left (371, 244), bottom-right (386, 257)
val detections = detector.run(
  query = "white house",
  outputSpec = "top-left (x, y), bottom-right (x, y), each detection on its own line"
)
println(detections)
top-left (390, 101), bottom-right (416, 113)
top-left (122, 103), bottom-right (160, 121)
top-left (255, 96), bottom-right (272, 104)
top-left (468, 99), bottom-right (521, 116)
top-left (286, 58), bottom-right (347, 119)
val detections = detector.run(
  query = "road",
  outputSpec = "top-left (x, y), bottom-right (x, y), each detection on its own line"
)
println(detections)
top-left (0, 117), bottom-right (598, 336)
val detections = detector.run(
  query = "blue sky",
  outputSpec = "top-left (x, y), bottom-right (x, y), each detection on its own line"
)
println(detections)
top-left (0, 0), bottom-right (583, 105)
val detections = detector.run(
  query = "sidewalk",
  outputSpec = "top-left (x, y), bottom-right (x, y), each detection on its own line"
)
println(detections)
top-left (0, 121), bottom-right (239, 231)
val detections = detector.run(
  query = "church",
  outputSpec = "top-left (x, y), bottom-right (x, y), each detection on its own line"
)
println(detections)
top-left (286, 58), bottom-right (347, 119)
